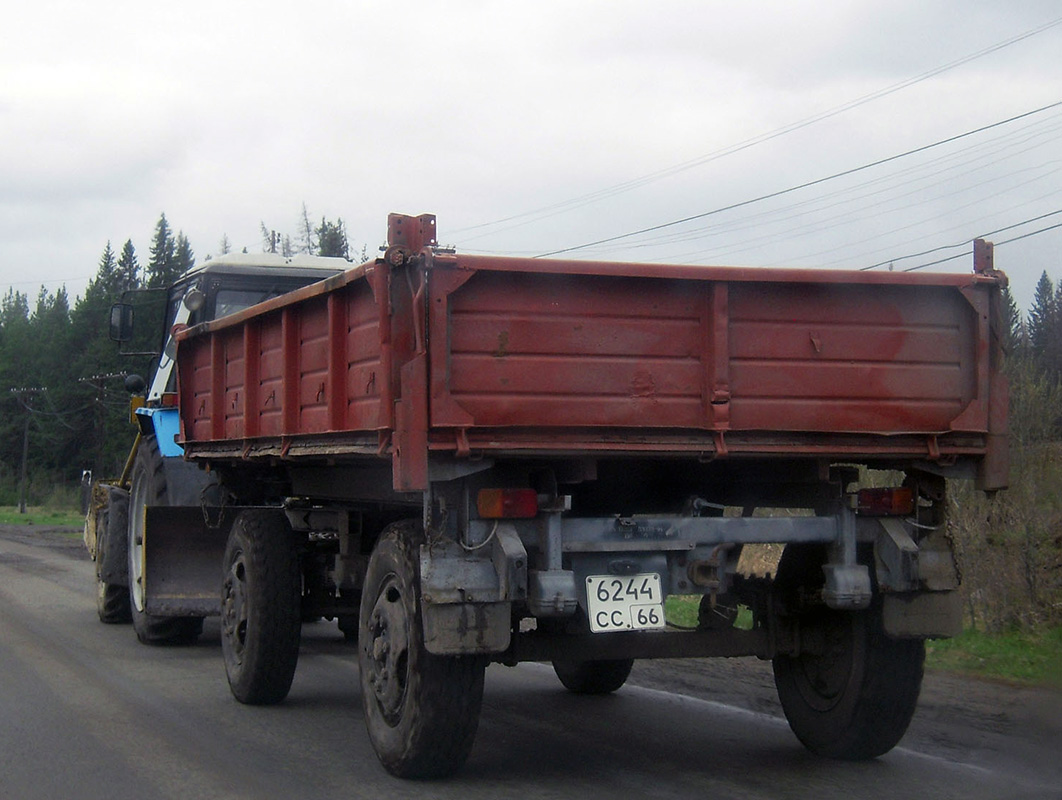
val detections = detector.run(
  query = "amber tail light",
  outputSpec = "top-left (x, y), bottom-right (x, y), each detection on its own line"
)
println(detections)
top-left (856, 487), bottom-right (914, 516)
top-left (476, 488), bottom-right (539, 519)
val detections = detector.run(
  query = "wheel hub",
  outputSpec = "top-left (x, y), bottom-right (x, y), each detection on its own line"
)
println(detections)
top-left (222, 550), bottom-right (249, 662)
top-left (794, 612), bottom-right (855, 711)
top-left (365, 576), bottom-right (410, 724)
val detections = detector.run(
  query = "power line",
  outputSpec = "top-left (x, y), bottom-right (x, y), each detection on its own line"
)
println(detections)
top-left (1, 275), bottom-right (91, 288)
top-left (995, 220), bottom-right (1062, 248)
top-left (453, 15), bottom-right (1062, 240)
top-left (618, 123), bottom-right (1062, 264)
top-left (535, 100), bottom-right (1062, 258)
top-left (898, 217), bottom-right (1062, 272)
top-left (860, 209), bottom-right (1062, 271)
top-left (746, 160), bottom-right (1062, 268)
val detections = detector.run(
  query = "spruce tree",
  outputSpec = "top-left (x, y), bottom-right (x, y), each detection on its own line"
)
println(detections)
top-left (174, 232), bottom-right (195, 277)
top-left (0, 290), bottom-right (32, 479)
top-left (316, 217), bottom-right (349, 258)
top-left (117, 239), bottom-right (140, 291)
top-left (1028, 272), bottom-right (1055, 362)
top-left (146, 213), bottom-right (178, 288)
top-left (95, 241), bottom-right (119, 297)
top-left (298, 203), bottom-right (316, 254)
top-left (1000, 284), bottom-right (1025, 360)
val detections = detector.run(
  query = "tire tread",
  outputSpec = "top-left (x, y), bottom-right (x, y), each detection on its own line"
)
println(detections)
top-left (223, 509), bottom-right (302, 705)
top-left (360, 520), bottom-right (486, 779)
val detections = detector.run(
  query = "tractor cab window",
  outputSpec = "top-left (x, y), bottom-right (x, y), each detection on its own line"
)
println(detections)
top-left (214, 287), bottom-right (289, 320)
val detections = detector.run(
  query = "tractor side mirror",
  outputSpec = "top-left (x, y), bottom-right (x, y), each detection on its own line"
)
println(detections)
top-left (109, 303), bottom-right (134, 342)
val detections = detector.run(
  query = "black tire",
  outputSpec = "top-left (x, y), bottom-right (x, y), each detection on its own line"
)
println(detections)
top-left (97, 580), bottom-right (133, 624)
top-left (128, 435), bottom-right (204, 645)
top-left (772, 544), bottom-right (925, 760)
top-left (552, 659), bottom-right (634, 695)
top-left (221, 509), bottom-right (302, 705)
top-left (359, 520), bottom-right (486, 779)
top-left (94, 499), bottom-right (132, 624)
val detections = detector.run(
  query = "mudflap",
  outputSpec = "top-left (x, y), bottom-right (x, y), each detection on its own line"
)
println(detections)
top-left (882, 590), bottom-right (963, 639)
top-left (418, 524), bottom-right (527, 655)
top-left (143, 506), bottom-right (235, 617)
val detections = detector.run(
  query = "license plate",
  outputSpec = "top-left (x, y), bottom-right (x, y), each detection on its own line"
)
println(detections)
top-left (586, 573), bottom-right (665, 633)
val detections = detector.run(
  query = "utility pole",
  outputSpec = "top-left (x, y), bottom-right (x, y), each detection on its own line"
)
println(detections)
top-left (9, 387), bottom-right (43, 514)
top-left (79, 372), bottom-right (126, 474)
top-left (19, 413), bottom-right (29, 514)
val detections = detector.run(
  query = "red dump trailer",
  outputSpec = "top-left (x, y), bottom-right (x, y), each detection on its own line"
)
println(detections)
top-left (156, 213), bottom-right (1006, 777)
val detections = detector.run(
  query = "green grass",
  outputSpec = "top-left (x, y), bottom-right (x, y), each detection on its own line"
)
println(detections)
top-left (665, 595), bottom-right (700, 628)
top-left (667, 594), bottom-right (1061, 688)
top-left (665, 595), bottom-right (753, 630)
top-left (0, 507), bottom-right (84, 528)
top-left (926, 626), bottom-right (1062, 688)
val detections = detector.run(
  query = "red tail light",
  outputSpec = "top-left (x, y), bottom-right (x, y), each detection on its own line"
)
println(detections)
top-left (857, 487), bottom-right (914, 516)
top-left (477, 488), bottom-right (538, 519)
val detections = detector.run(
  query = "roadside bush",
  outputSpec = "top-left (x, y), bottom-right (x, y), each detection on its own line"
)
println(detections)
top-left (950, 444), bottom-right (1062, 632)
top-left (0, 470), bottom-right (82, 511)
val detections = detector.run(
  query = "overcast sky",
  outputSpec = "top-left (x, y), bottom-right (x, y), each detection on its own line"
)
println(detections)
top-left (2, 1), bottom-right (1060, 312)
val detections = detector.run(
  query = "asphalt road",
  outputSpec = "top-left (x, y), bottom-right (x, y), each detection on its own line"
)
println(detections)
top-left (1, 526), bottom-right (1059, 800)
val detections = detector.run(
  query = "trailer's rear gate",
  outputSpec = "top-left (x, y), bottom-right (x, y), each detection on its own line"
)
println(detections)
top-left (431, 262), bottom-right (979, 433)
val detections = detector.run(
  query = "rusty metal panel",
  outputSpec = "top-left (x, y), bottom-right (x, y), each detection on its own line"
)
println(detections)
top-left (345, 278), bottom-right (385, 430)
top-left (394, 353), bottom-right (430, 491)
top-left (431, 259), bottom-right (988, 438)
top-left (210, 334), bottom-right (225, 440)
top-left (182, 336), bottom-right (215, 441)
top-left (327, 293), bottom-right (347, 430)
top-left (255, 316), bottom-right (285, 436)
top-left (221, 328), bottom-right (245, 439)
top-left (179, 267), bottom-right (392, 449)
top-left (296, 295), bottom-right (330, 433)
top-left (243, 321), bottom-right (260, 438)
top-left (727, 282), bottom-right (976, 433)
top-left (434, 269), bottom-right (706, 429)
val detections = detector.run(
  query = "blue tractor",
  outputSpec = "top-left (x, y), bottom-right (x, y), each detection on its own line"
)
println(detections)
top-left (84, 253), bottom-right (347, 643)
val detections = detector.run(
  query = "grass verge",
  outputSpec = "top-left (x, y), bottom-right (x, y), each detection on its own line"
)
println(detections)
top-left (0, 507), bottom-right (84, 528)
top-left (667, 594), bottom-right (1061, 688)
top-left (665, 595), bottom-right (753, 630)
top-left (926, 626), bottom-right (1062, 688)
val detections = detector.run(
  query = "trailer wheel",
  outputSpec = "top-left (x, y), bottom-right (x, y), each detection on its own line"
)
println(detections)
top-left (552, 659), bottom-right (634, 694)
top-left (359, 520), bottom-right (486, 779)
top-left (772, 544), bottom-right (924, 760)
top-left (127, 435), bottom-right (204, 645)
top-left (221, 509), bottom-right (302, 705)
